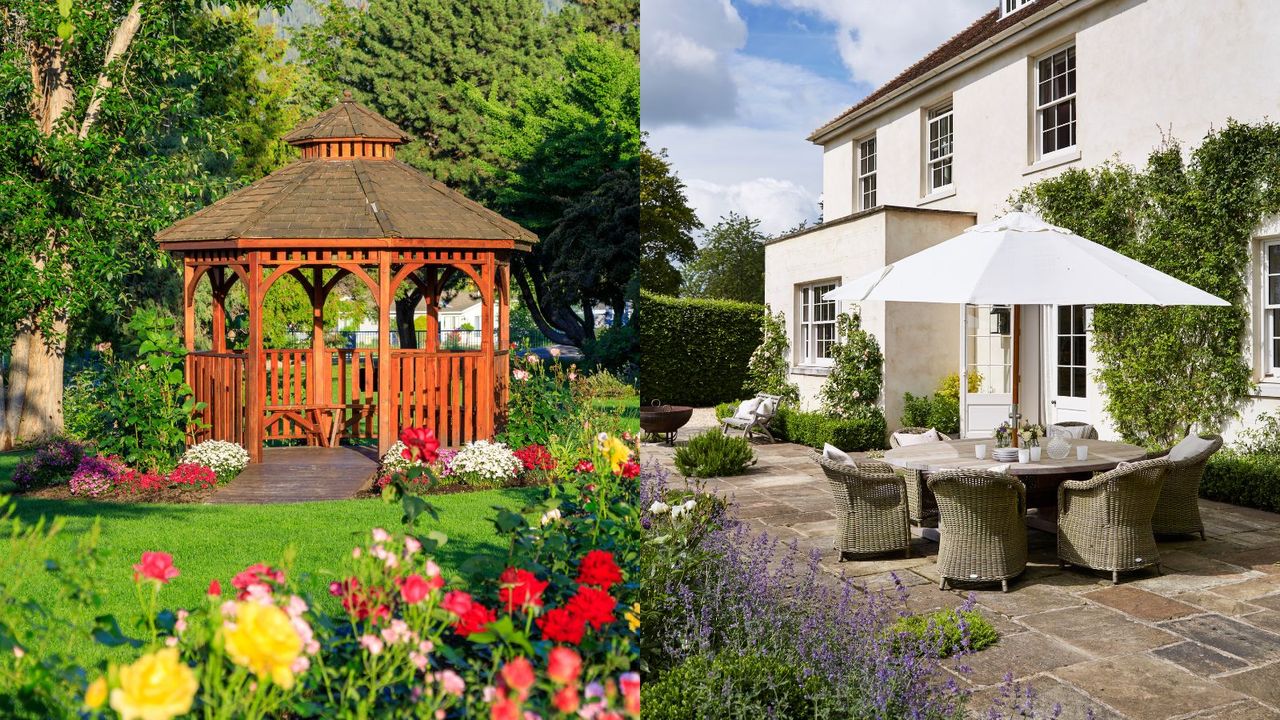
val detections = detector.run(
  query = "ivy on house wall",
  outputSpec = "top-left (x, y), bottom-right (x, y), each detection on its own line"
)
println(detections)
top-left (1019, 121), bottom-right (1280, 447)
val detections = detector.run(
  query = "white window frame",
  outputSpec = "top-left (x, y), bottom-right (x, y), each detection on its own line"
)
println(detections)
top-left (858, 136), bottom-right (877, 211)
top-left (926, 102), bottom-right (954, 195)
top-left (1003, 0), bottom-right (1034, 16)
top-left (798, 281), bottom-right (839, 367)
top-left (1056, 304), bottom-right (1088, 399)
top-left (1034, 44), bottom-right (1076, 160)
top-left (1264, 240), bottom-right (1280, 376)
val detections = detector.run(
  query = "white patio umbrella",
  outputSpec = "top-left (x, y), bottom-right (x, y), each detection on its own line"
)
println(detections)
top-left (824, 211), bottom-right (1229, 306)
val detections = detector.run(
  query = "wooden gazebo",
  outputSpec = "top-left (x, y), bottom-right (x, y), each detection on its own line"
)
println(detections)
top-left (158, 93), bottom-right (535, 463)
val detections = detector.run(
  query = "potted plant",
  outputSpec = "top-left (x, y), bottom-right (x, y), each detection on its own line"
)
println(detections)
top-left (994, 421), bottom-right (1012, 449)
top-left (1019, 422), bottom-right (1045, 461)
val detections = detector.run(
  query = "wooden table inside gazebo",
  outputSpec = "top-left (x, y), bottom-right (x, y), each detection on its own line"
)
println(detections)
top-left (883, 438), bottom-right (1147, 534)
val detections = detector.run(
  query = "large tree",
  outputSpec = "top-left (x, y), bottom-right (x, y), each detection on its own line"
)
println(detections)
top-left (640, 141), bottom-right (700, 296)
top-left (681, 212), bottom-right (766, 303)
top-left (0, 1), bottom-right (287, 447)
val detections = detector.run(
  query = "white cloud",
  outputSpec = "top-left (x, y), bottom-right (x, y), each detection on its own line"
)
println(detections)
top-left (730, 54), bottom-right (854, 130)
top-left (748, 0), bottom-right (993, 87)
top-left (640, 0), bottom-right (748, 126)
top-left (686, 177), bottom-right (819, 236)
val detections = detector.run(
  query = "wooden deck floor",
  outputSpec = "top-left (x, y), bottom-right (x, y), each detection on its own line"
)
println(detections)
top-left (209, 446), bottom-right (378, 504)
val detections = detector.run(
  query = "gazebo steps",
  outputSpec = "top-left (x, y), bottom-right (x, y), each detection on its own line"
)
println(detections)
top-left (209, 446), bottom-right (377, 504)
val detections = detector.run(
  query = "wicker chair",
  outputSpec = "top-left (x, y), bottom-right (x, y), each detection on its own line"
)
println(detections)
top-left (1057, 457), bottom-right (1171, 584)
top-left (811, 451), bottom-right (911, 560)
top-left (1049, 421), bottom-right (1099, 440)
top-left (1145, 434), bottom-right (1222, 540)
top-left (889, 427), bottom-right (953, 448)
top-left (928, 470), bottom-right (1027, 592)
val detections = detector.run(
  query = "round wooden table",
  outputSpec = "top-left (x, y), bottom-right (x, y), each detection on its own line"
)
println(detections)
top-left (883, 437), bottom-right (1147, 534)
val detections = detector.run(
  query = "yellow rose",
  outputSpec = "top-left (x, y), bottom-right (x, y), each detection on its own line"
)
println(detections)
top-left (599, 435), bottom-right (631, 473)
top-left (109, 648), bottom-right (197, 720)
top-left (626, 602), bottom-right (640, 632)
top-left (84, 676), bottom-right (108, 710)
top-left (223, 601), bottom-right (303, 689)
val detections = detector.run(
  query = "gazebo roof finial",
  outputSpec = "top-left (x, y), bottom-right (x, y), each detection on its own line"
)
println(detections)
top-left (282, 92), bottom-right (410, 147)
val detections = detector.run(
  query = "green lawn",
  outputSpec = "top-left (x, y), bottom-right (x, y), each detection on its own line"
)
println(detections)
top-left (1, 452), bottom-right (534, 664)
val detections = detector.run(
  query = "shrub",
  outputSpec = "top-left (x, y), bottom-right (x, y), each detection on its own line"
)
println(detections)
top-left (577, 368), bottom-right (635, 399)
top-left (643, 652), bottom-right (818, 720)
top-left (818, 310), bottom-right (883, 417)
top-left (1201, 450), bottom-right (1280, 512)
top-left (714, 401), bottom-right (737, 422)
top-left (745, 306), bottom-right (799, 405)
top-left (639, 291), bottom-right (763, 406)
top-left (902, 392), bottom-right (961, 436)
top-left (449, 440), bottom-right (522, 487)
top-left (68, 455), bottom-right (128, 497)
top-left (775, 405), bottom-right (887, 451)
top-left (11, 437), bottom-right (86, 490)
top-left (890, 609), bottom-right (999, 658)
top-left (581, 324), bottom-right (638, 380)
top-left (674, 430), bottom-right (756, 477)
top-left (180, 440), bottom-right (250, 483)
top-left (502, 351), bottom-right (576, 447)
top-left (1238, 412), bottom-right (1280, 455)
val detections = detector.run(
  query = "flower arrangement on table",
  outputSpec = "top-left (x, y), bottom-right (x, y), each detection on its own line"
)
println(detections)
top-left (993, 421), bottom-right (1013, 448)
top-left (1018, 422), bottom-right (1045, 448)
top-left (58, 425), bottom-right (640, 719)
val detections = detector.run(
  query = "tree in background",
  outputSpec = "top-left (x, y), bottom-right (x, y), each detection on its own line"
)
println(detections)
top-left (0, 0), bottom-right (288, 447)
top-left (640, 141), bottom-right (700, 296)
top-left (681, 212), bottom-right (766, 304)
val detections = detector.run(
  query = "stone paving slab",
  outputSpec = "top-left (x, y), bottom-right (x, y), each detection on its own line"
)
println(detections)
top-left (646, 410), bottom-right (1280, 718)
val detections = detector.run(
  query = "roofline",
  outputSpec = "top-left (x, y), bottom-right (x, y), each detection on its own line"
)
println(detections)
top-left (808, 0), bottom-right (1098, 144)
top-left (764, 205), bottom-right (976, 245)
top-left (155, 237), bottom-right (535, 252)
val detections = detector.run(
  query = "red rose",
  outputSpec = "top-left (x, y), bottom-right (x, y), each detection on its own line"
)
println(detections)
top-left (498, 567), bottom-right (548, 612)
top-left (619, 460), bottom-right (641, 479)
top-left (568, 586), bottom-right (617, 630)
top-left (334, 578), bottom-right (390, 622)
top-left (398, 574), bottom-right (435, 604)
top-left (500, 657), bottom-right (535, 700)
top-left (399, 427), bottom-right (440, 464)
top-left (133, 552), bottom-right (179, 584)
top-left (576, 550), bottom-right (623, 590)
top-left (441, 590), bottom-right (474, 617)
top-left (537, 607), bottom-right (586, 645)
top-left (547, 647), bottom-right (582, 685)
top-left (207, 579), bottom-right (221, 597)
top-left (574, 460), bottom-right (594, 473)
top-left (231, 563), bottom-right (284, 598)
top-left (454, 601), bottom-right (496, 637)
top-left (553, 685), bottom-right (580, 713)
top-left (490, 694), bottom-right (520, 720)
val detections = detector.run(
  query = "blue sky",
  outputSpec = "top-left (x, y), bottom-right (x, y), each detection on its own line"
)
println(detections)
top-left (640, 0), bottom-right (992, 235)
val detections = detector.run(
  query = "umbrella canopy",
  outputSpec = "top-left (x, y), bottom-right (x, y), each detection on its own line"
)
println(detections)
top-left (824, 212), bottom-right (1229, 306)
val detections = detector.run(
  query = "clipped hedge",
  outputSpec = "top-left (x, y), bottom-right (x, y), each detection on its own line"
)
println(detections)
top-left (639, 291), bottom-right (763, 406)
top-left (1201, 451), bottom-right (1280, 512)
top-left (716, 400), bottom-right (888, 451)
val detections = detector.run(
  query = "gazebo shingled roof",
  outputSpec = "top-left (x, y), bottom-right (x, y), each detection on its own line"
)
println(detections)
top-left (159, 92), bottom-right (529, 465)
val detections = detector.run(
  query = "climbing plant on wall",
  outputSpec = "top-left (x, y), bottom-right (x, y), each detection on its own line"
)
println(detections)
top-left (1019, 121), bottom-right (1280, 447)
top-left (818, 310), bottom-right (884, 419)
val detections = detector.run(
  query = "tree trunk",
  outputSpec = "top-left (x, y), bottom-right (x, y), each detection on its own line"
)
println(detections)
top-left (394, 291), bottom-right (421, 349)
top-left (15, 323), bottom-right (65, 442)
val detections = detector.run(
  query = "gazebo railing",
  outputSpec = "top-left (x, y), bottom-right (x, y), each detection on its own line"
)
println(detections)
top-left (187, 351), bottom-right (247, 446)
top-left (389, 350), bottom-right (485, 446)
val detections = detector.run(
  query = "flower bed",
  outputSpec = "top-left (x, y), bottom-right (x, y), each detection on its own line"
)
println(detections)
top-left (20, 441), bottom-right (249, 504)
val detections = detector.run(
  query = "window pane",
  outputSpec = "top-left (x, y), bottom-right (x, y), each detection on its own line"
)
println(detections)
top-left (1058, 337), bottom-right (1072, 365)
top-left (1072, 337), bottom-right (1086, 366)
top-left (1072, 305), bottom-right (1086, 333)
top-left (1058, 367), bottom-right (1071, 396)
top-left (1268, 244), bottom-right (1280, 273)
top-left (1270, 275), bottom-right (1280, 306)
top-left (1072, 367), bottom-right (1086, 397)
top-left (1058, 305), bottom-right (1070, 328)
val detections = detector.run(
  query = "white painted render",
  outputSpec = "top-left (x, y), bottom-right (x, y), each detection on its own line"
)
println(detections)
top-left (772, 0), bottom-right (1280, 440)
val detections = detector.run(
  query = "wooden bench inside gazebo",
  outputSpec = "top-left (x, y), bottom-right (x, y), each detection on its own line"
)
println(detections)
top-left (157, 92), bottom-right (535, 471)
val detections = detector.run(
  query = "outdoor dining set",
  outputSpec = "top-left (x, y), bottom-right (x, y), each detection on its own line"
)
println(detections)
top-left (814, 425), bottom-right (1223, 591)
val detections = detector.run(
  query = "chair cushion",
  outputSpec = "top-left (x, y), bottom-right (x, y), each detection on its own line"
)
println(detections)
top-left (823, 443), bottom-right (853, 465)
top-left (985, 463), bottom-right (1011, 474)
top-left (1049, 423), bottom-right (1092, 439)
top-left (756, 398), bottom-right (778, 418)
top-left (733, 398), bottom-right (762, 421)
top-left (893, 428), bottom-right (940, 447)
top-left (1168, 433), bottom-right (1216, 463)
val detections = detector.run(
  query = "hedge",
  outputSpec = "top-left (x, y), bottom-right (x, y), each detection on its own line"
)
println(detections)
top-left (1201, 451), bottom-right (1280, 513)
top-left (639, 291), bottom-right (763, 406)
top-left (715, 402), bottom-right (887, 452)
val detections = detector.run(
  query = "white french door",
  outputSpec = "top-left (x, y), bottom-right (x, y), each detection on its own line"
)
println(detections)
top-left (1051, 304), bottom-right (1090, 422)
top-left (960, 304), bottom-right (1016, 437)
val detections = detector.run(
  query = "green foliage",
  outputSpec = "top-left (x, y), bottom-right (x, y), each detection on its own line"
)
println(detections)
top-left (641, 141), bottom-right (700, 295)
top-left (775, 405), bottom-right (887, 452)
top-left (674, 430), bottom-right (756, 478)
top-left (1237, 412), bottom-right (1280, 455)
top-left (499, 353), bottom-right (576, 448)
top-left (638, 291), bottom-right (763, 405)
top-left (746, 306), bottom-right (800, 405)
top-left (818, 311), bottom-right (884, 418)
top-left (714, 401), bottom-right (739, 422)
top-left (889, 609), bottom-right (999, 658)
top-left (577, 367), bottom-right (635, 399)
top-left (1202, 450), bottom-right (1280, 513)
top-left (681, 212), bottom-right (766, 303)
top-left (643, 652), bottom-right (818, 720)
top-left (937, 371), bottom-right (980, 401)
top-left (1020, 122), bottom-right (1280, 446)
top-left (902, 391), bottom-right (961, 436)
top-left (62, 310), bottom-right (202, 471)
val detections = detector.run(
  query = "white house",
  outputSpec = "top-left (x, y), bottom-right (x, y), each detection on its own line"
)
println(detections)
top-left (765, 0), bottom-right (1280, 439)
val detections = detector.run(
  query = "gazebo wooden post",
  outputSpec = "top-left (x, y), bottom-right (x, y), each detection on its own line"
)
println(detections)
top-left (211, 268), bottom-right (228, 353)
top-left (377, 252), bottom-right (394, 454)
top-left (246, 251), bottom-right (265, 464)
top-left (425, 267), bottom-right (440, 352)
top-left (310, 267), bottom-right (330, 407)
top-left (182, 262), bottom-right (196, 352)
top-left (479, 255), bottom-right (496, 438)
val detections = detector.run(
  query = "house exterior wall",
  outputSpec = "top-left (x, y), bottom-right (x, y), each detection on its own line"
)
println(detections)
top-left (804, 0), bottom-right (1280, 440)
top-left (764, 208), bottom-right (975, 430)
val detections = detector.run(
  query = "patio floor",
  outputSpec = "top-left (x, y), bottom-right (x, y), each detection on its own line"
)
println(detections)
top-left (647, 409), bottom-right (1280, 720)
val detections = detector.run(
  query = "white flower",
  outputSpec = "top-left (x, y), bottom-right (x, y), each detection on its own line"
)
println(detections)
top-left (540, 508), bottom-right (562, 526)
top-left (648, 501), bottom-right (670, 515)
top-left (682, 499), bottom-right (697, 511)
top-left (449, 440), bottom-right (522, 484)
top-left (181, 440), bottom-right (250, 480)
top-left (671, 505), bottom-right (688, 520)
